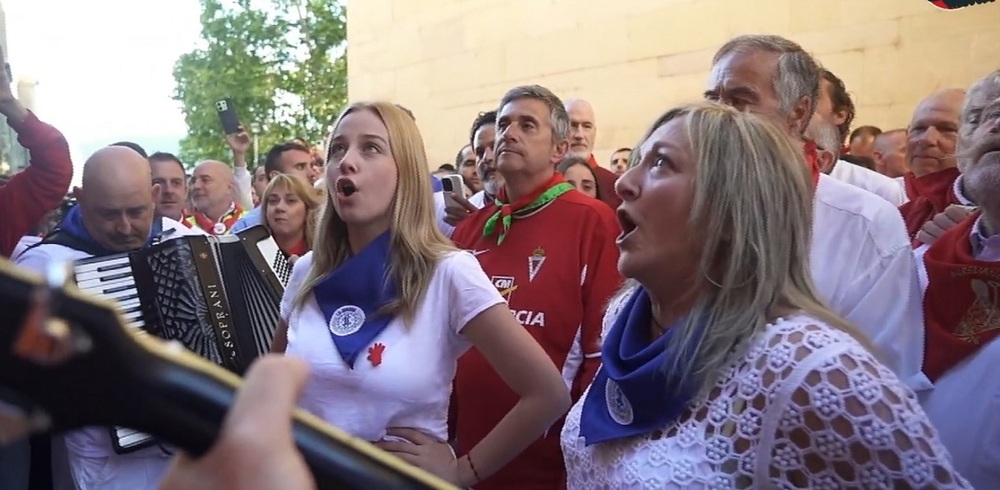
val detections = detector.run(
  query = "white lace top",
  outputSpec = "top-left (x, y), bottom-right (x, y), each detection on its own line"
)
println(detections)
top-left (560, 298), bottom-right (970, 489)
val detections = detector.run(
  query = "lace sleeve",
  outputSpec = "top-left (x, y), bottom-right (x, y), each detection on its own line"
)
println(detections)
top-left (763, 327), bottom-right (970, 489)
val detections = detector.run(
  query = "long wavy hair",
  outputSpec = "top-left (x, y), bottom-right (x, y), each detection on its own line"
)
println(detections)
top-left (293, 102), bottom-right (455, 321)
top-left (621, 101), bottom-right (864, 396)
top-left (260, 173), bottom-right (322, 249)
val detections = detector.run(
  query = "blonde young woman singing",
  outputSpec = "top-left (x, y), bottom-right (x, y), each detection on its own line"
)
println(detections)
top-left (271, 101), bottom-right (570, 487)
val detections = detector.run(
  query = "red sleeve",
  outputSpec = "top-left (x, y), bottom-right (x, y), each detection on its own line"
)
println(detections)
top-left (572, 206), bottom-right (622, 399)
top-left (0, 111), bottom-right (74, 257)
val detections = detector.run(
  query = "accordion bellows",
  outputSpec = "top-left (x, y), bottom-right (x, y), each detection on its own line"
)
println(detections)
top-left (72, 225), bottom-right (292, 453)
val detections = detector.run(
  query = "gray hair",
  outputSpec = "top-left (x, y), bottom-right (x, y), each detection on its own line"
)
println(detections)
top-left (805, 118), bottom-right (842, 155)
top-left (713, 35), bottom-right (822, 121)
top-left (498, 85), bottom-right (570, 142)
top-left (962, 69), bottom-right (1000, 130)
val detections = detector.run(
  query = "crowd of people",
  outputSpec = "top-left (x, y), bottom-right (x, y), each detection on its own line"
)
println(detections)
top-left (0, 30), bottom-right (997, 489)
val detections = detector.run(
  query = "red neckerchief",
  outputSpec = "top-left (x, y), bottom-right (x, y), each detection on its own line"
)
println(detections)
top-left (802, 139), bottom-right (822, 188)
top-left (921, 210), bottom-right (1000, 382)
top-left (900, 167), bottom-right (961, 244)
top-left (839, 144), bottom-right (851, 156)
top-left (183, 202), bottom-right (244, 235)
top-left (587, 154), bottom-right (600, 169)
top-left (284, 238), bottom-right (309, 257)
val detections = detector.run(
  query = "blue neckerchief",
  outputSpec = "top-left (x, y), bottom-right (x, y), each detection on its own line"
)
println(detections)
top-left (56, 205), bottom-right (164, 255)
top-left (579, 287), bottom-right (702, 446)
top-left (313, 232), bottom-right (397, 368)
top-left (431, 176), bottom-right (443, 192)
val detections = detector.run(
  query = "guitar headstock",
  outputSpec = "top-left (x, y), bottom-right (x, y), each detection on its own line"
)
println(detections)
top-left (928, 0), bottom-right (996, 9)
top-left (0, 258), bottom-right (455, 490)
top-left (0, 259), bottom-right (144, 433)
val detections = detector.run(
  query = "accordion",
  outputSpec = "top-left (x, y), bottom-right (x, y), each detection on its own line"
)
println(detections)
top-left (72, 225), bottom-right (293, 453)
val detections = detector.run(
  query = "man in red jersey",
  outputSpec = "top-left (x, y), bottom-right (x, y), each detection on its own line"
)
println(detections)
top-left (450, 85), bottom-right (622, 490)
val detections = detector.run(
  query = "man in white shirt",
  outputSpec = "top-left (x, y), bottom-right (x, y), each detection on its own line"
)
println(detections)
top-left (705, 35), bottom-right (923, 386)
top-left (813, 70), bottom-right (906, 205)
top-left (16, 145), bottom-right (202, 490)
top-left (807, 115), bottom-right (906, 205)
top-left (911, 73), bottom-right (1000, 489)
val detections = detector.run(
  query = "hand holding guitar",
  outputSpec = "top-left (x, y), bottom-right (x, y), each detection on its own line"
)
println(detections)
top-left (159, 355), bottom-right (316, 490)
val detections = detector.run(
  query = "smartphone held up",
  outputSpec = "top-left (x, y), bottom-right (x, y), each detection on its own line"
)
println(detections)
top-left (216, 98), bottom-right (242, 135)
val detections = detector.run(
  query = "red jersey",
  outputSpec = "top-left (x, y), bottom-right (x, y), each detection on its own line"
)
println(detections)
top-left (451, 189), bottom-right (622, 490)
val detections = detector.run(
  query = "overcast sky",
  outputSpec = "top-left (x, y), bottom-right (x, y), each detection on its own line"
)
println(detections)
top-left (3, 0), bottom-right (203, 183)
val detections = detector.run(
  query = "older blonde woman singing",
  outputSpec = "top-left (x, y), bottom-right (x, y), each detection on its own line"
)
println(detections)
top-left (560, 102), bottom-right (969, 488)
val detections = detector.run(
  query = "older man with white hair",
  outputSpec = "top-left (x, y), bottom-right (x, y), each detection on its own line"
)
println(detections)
top-left (910, 68), bottom-right (1000, 489)
top-left (705, 34), bottom-right (923, 387)
top-left (564, 98), bottom-right (621, 209)
top-left (184, 160), bottom-right (248, 235)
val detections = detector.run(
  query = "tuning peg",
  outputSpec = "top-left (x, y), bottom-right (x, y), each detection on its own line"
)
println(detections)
top-left (12, 262), bottom-right (92, 365)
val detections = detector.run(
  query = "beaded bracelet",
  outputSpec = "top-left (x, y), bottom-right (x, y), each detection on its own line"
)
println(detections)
top-left (466, 454), bottom-right (483, 484)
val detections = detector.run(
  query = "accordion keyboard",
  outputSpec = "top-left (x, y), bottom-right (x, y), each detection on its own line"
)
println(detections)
top-left (74, 256), bottom-right (144, 330)
top-left (73, 256), bottom-right (157, 454)
top-left (255, 237), bottom-right (293, 285)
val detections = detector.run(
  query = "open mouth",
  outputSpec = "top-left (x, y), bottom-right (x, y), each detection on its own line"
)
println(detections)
top-left (616, 208), bottom-right (637, 241)
top-left (336, 178), bottom-right (358, 197)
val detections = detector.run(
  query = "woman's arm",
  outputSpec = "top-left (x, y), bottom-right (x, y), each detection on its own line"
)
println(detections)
top-left (270, 319), bottom-right (289, 354)
top-left (452, 304), bottom-right (572, 485)
top-left (377, 303), bottom-right (571, 487)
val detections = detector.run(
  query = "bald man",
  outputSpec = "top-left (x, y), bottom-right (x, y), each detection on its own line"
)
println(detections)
top-left (184, 160), bottom-right (248, 235)
top-left (806, 114), bottom-right (906, 206)
top-left (899, 88), bottom-right (967, 242)
top-left (563, 98), bottom-right (621, 209)
top-left (15, 145), bottom-right (200, 490)
top-left (872, 129), bottom-right (909, 179)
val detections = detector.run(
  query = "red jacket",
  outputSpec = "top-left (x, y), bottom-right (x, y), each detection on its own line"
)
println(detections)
top-left (0, 111), bottom-right (74, 257)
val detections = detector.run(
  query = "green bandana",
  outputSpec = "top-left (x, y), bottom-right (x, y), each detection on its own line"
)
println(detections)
top-left (482, 182), bottom-right (574, 245)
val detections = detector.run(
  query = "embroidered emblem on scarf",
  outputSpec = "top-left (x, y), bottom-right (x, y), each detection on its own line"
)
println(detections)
top-left (579, 287), bottom-right (703, 446)
top-left (313, 232), bottom-right (397, 368)
top-left (922, 210), bottom-right (1000, 382)
top-left (184, 202), bottom-right (245, 235)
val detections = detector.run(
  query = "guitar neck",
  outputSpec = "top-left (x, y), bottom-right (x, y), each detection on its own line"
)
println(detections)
top-left (0, 259), bottom-right (454, 490)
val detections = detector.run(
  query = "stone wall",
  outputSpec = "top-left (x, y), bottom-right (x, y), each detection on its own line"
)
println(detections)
top-left (347, 0), bottom-right (1000, 167)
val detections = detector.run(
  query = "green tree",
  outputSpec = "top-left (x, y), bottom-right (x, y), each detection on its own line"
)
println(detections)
top-left (172, 0), bottom-right (347, 167)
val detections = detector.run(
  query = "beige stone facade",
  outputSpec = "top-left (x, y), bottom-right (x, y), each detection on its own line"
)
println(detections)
top-left (347, 0), bottom-right (1000, 168)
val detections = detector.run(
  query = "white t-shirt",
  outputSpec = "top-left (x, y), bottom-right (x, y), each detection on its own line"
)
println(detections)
top-left (282, 250), bottom-right (505, 443)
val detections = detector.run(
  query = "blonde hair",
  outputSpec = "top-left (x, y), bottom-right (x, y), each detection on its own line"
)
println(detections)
top-left (293, 102), bottom-right (455, 321)
top-left (624, 101), bottom-right (864, 396)
top-left (260, 174), bottom-right (322, 248)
